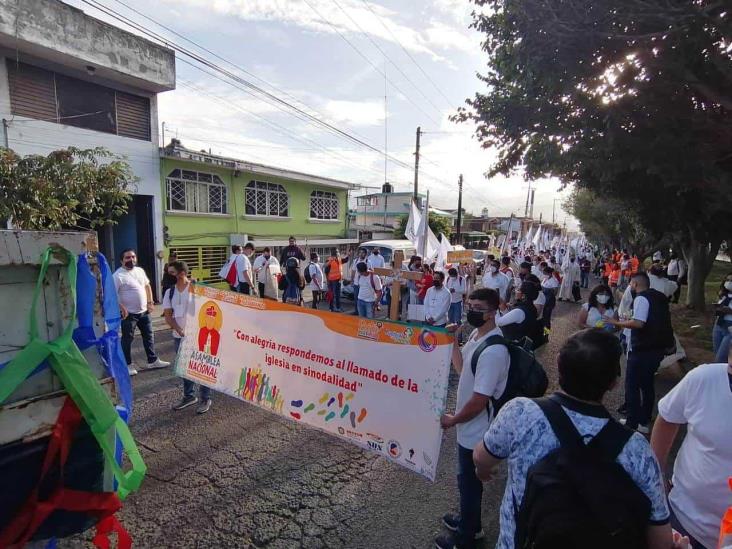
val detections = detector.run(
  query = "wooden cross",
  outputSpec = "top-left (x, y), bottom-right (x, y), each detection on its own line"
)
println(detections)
top-left (372, 250), bottom-right (423, 321)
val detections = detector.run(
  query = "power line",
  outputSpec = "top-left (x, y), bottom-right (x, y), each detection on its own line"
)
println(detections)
top-left (330, 0), bottom-right (443, 115)
top-left (301, 0), bottom-right (440, 126)
top-left (80, 0), bottom-right (437, 178)
top-left (359, 0), bottom-right (455, 108)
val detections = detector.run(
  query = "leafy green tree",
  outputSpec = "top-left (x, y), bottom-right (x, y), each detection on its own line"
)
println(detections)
top-left (456, 0), bottom-right (732, 310)
top-left (394, 212), bottom-right (454, 240)
top-left (564, 188), bottom-right (665, 261)
top-left (0, 147), bottom-right (136, 230)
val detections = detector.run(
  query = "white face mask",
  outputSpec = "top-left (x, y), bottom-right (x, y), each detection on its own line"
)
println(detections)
top-left (725, 281), bottom-right (732, 292)
top-left (491, 267), bottom-right (499, 274)
top-left (597, 294), bottom-right (610, 305)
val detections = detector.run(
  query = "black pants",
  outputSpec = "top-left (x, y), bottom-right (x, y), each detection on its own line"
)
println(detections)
top-left (457, 444), bottom-right (481, 547)
top-left (625, 348), bottom-right (664, 428)
top-left (258, 282), bottom-right (266, 298)
top-left (543, 290), bottom-right (556, 330)
top-left (311, 290), bottom-right (321, 309)
top-left (238, 282), bottom-right (251, 294)
top-left (668, 274), bottom-right (681, 303)
top-left (121, 312), bottom-right (157, 365)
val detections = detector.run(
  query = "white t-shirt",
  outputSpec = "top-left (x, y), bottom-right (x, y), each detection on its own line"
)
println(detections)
top-left (482, 271), bottom-right (510, 301)
top-left (496, 307), bottom-right (525, 327)
top-left (667, 259), bottom-right (680, 276)
top-left (113, 266), bottom-right (149, 314)
top-left (650, 274), bottom-right (677, 298)
top-left (658, 363), bottom-right (732, 549)
top-left (456, 327), bottom-right (510, 449)
top-left (240, 253), bottom-right (253, 284)
top-left (162, 283), bottom-right (194, 339)
top-left (354, 271), bottom-right (382, 302)
top-left (252, 255), bottom-right (279, 284)
top-left (533, 291), bottom-right (546, 319)
top-left (423, 286), bottom-right (451, 325)
top-left (307, 262), bottom-right (325, 291)
top-left (445, 275), bottom-right (466, 304)
top-left (367, 253), bottom-right (385, 270)
top-left (581, 303), bottom-right (616, 329)
top-left (541, 276), bottom-right (559, 290)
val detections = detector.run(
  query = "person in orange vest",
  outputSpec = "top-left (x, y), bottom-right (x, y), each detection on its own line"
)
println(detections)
top-left (602, 259), bottom-right (613, 287)
top-left (631, 254), bottom-right (640, 274)
top-left (608, 263), bottom-right (622, 295)
top-left (325, 248), bottom-right (349, 313)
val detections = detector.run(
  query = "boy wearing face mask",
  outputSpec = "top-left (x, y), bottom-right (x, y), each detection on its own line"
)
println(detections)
top-left (482, 260), bottom-right (511, 303)
top-left (437, 288), bottom-right (510, 549)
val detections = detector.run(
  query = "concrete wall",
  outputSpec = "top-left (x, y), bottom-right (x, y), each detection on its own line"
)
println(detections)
top-left (0, 56), bottom-right (165, 268)
top-left (0, 0), bottom-right (174, 92)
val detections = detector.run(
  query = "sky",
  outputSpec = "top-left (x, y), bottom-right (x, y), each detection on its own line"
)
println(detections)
top-left (74, 0), bottom-right (577, 228)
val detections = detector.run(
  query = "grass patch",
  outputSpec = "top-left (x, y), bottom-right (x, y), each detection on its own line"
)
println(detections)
top-left (671, 260), bottom-right (730, 365)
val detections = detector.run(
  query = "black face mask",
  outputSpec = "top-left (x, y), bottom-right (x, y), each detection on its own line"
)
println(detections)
top-left (124, 260), bottom-right (134, 269)
top-left (630, 289), bottom-right (637, 299)
top-left (467, 310), bottom-right (487, 327)
top-left (433, 281), bottom-right (442, 288)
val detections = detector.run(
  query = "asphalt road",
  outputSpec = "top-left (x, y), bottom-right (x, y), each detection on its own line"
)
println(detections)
top-left (62, 279), bottom-right (674, 549)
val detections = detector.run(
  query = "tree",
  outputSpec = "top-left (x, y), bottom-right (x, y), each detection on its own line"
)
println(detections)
top-left (394, 213), bottom-right (454, 240)
top-left (564, 188), bottom-right (665, 261)
top-left (0, 147), bottom-right (136, 230)
top-left (456, 0), bottom-right (732, 310)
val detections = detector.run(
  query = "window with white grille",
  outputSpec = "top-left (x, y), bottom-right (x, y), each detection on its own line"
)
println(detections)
top-left (245, 181), bottom-right (289, 217)
top-left (166, 169), bottom-right (227, 214)
top-left (310, 190), bottom-right (339, 220)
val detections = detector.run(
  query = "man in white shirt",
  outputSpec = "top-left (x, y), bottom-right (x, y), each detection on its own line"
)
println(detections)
top-left (252, 246), bottom-right (279, 299)
top-left (350, 248), bottom-right (369, 310)
top-left (219, 245), bottom-right (246, 293)
top-left (307, 252), bottom-right (325, 309)
top-left (367, 247), bottom-right (386, 270)
top-left (446, 267), bottom-right (467, 325)
top-left (666, 253), bottom-right (683, 304)
top-left (424, 271), bottom-right (452, 327)
top-left (437, 287), bottom-right (510, 549)
top-left (164, 261), bottom-right (211, 415)
top-left (354, 262), bottom-right (382, 319)
top-left (238, 243), bottom-right (255, 295)
top-left (113, 248), bottom-right (169, 375)
top-left (482, 259), bottom-right (510, 303)
top-left (651, 360), bottom-right (732, 549)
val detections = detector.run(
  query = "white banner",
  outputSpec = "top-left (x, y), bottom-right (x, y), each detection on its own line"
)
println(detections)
top-left (175, 285), bottom-right (453, 480)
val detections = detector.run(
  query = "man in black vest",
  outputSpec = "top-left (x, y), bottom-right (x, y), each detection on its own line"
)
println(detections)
top-left (609, 272), bottom-right (674, 434)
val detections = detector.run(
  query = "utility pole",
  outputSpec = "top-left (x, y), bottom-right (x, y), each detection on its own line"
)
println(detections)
top-left (553, 198), bottom-right (560, 224)
top-left (413, 126), bottom-right (421, 201)
top-left (529, 189), bottom-right (536, 219)
top-left (524, 181), bottom-right (532, 217)
top-left (456, 174), bottom-right (463, 244)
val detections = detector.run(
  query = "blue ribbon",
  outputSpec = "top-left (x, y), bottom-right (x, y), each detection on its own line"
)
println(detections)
top-left (72, 253), bottom-right (133, 416)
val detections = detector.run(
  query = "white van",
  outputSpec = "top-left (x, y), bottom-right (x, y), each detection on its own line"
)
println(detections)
top-left (342, 240), bottom-right (417, 299)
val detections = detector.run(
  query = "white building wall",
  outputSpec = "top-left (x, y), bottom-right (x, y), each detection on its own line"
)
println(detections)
top-left (0, 56), bottom-right (164, 263)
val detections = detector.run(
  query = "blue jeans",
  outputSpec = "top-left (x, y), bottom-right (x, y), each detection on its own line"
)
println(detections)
top-left (357, 299), bottom-right (374, 318)
top-left (353, 284), bottom-right (360, 302)
top-left (625, 348), bottom-right (663, 428)
top-left (457, 444), bottom-right (482, 547)
top-left (543, 290), bottom-right (556, 330)
top-left (174, 337), bottom-right (210, 401)
top-left (449, 302), bottom-right (463, 325)
top-left (712, 322), bottom-right (732, 363)
top-left (121, 312), bottom-right (157, 365)
top-left (580, 270), bottom-right (589, 288)
top-left (328, 280), bottom-right (342, 311)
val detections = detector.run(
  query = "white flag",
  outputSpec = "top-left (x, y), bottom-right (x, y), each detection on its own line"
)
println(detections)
top-left (404, 200), bottom-right (421, 245)
top-left (532, 226), bottom-right (542, 247)
top-left (435, 233), bottom-right (454, 272)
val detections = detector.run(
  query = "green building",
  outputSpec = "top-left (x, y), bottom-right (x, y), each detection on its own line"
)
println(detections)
top-left (160, 141), bottom-right (358, 284)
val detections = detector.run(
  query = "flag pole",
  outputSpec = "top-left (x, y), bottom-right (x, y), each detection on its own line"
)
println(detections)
top-left (500, 212), bottom-right (514, 256)
top-left (421, 190), bottom-right (430, 259)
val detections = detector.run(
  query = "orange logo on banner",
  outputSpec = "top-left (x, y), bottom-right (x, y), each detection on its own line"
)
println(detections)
top-left (198, 300), bottom-right (223, 356)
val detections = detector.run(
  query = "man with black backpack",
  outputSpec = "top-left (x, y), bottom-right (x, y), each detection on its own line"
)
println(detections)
top-left (474, 329), bottom-right (681, 549)
top-left (436, 288), bottom-right (511, 549)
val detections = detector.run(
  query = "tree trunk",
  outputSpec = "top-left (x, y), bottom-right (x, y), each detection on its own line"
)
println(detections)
top-left (683, 231), bottom-right (722, 312)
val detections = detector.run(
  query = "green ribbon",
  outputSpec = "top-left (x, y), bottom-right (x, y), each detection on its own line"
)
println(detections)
top-left (0, 247), bottom-right (145, 500)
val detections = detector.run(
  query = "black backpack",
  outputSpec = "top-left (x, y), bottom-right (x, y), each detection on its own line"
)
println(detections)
top-left (470, 334), bottom-right (548, 412)
top-left (514, 396), bottom-right (651, 549)
top-left (304, 264), bottom-right (314, 284)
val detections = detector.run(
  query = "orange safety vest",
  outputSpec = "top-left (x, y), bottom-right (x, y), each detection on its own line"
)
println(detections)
top-left (609, 269), bottom-right (621, 285)
top-left (603, 262), bottom-right (613, 278)
top-left (719, 478), bottom-right (732, 549)
top-left (630, 256), bottom-right (640, 273)
top-left (326, 258), bottom-right (342, 282)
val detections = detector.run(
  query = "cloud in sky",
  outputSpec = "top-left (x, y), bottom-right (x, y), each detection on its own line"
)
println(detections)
top-left (82, 0), bottom-right (578, 229)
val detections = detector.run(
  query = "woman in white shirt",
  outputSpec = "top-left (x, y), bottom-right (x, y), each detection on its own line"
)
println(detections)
top-left (578, 284), bottom-right (619, 332)
top-left (445, 267), bottom-right (467, 325)
top-left (540, 266), bottom-right (560, 330)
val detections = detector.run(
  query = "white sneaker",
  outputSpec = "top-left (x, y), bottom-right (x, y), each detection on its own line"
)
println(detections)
top-left (637, 424), bottom-right (650, 435)
top-left (144, 359), bottom-right (170, 370)
top-left (127, 364), bottom-right (138, 376)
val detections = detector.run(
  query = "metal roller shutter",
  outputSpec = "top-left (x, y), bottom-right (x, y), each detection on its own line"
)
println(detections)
top-left (6, 61), bottom-right (57, 121)
top-left (116, 91), bottom-right (151, 140)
